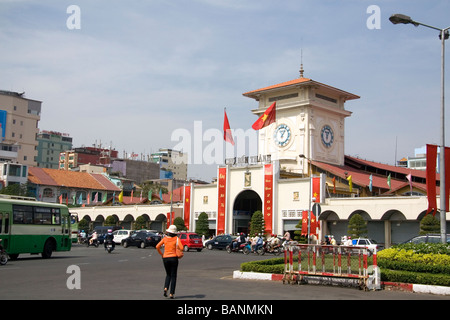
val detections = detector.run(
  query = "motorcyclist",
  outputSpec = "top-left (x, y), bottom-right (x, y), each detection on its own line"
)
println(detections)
top-left (271, 234), bottom-right (281, 251)
top-left (104, 229), bottom-right (115, 250)
top-left (89, 231), bottom-right (98, 245)
top-left (266, 234), bottom-right (274, 252)
top-left (253, 234), bottom-right (263, 252)
top-left (79, 230), bottom-right (86, 244)
top-left (233, 232), bottom-right (246, 250)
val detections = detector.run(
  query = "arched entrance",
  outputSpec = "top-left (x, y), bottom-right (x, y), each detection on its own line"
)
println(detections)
top-left (232, 190), bottom-right (262, 234)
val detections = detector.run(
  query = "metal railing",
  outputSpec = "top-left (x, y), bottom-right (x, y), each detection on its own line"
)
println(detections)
top-left (282, 243), bottom-right (380, 290)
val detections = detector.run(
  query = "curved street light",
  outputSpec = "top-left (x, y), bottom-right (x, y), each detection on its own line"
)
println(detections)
top-left (390, 14), bottom-right (450, 244)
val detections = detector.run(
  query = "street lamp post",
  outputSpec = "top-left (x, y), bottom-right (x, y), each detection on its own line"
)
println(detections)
top-left (390, 14), bottom-right (450, 244)
top-left (299, 154), bottom-right (312, 244)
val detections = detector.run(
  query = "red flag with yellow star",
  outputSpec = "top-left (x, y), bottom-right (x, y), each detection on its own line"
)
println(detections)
top-left (252, 102), bottom-right (276, 130)
top-left (312, 176), bottom-right (321, 203)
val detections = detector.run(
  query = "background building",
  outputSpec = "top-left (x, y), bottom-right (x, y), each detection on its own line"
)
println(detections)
top-left (0, 162), bottom-right (28, 188)
top-left (151, 148), bottom-right (188, 180)
top-left (59, 147), bottom-right (118, 170)
top-left (0, 90), bottom-right (41, 166)
top-left (37, 130), bottom-right (73, 169)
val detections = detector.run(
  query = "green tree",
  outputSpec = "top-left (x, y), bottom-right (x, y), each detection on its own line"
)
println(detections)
top-left (173, 216), bottom-right (187, 232)
top-left (78, 218), bottom-right (89, 231)
top-left (135, 215), bottom-right (147, 230)
top-left (0, 183), bottom-right (32, 197)
top-left (105, 215), bottom-right (116, 226)
top-left (195, 212), bottom-right (209, 236)
top-left (347, 213), bottom-right (368, 238)
top-left (420, 214), bottom-right (440, 235)
top-left (293, 220), bottom-right (307, 243)
top-left (249, 210), bottom-right (265, 237)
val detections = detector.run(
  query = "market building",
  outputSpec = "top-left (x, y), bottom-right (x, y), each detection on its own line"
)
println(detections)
top-left (183, 71), bottom-right (445, 247)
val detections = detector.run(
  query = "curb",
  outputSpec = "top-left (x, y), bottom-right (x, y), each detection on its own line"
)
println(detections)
top-left (233, 271), bottom-right (450, 296)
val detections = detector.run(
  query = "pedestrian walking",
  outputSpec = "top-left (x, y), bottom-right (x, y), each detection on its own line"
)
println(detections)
top-left (156, 224), bottom-right (184, 299)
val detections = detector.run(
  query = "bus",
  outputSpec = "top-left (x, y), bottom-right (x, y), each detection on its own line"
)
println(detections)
top-left (0, 195), bottom-right (72, 259)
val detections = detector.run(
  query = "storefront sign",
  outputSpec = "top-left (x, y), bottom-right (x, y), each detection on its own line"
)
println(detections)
top-left (225, 154), bottom-right (271, 166)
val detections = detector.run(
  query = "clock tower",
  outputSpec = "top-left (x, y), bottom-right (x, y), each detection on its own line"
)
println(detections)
top-left (243, 69), bottom-right (359, 175)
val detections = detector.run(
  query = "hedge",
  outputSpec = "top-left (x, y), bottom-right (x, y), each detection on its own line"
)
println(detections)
top-left (241, 244), bottom-right (450, 287)
top-left (376, 243), bottom-right (450, 286)
top-left (241, 258), bottom-right (285, 274)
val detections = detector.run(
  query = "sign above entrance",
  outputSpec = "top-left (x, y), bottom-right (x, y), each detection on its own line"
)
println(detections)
top-left (225, 154), bottom-right (271, 166)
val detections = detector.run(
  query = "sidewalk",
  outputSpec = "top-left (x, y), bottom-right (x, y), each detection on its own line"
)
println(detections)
top-left (233, 270), bottom-right (450, 296)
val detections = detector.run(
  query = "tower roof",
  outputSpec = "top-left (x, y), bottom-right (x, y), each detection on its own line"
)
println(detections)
top-left (243, 77), bottom-right (360, 102)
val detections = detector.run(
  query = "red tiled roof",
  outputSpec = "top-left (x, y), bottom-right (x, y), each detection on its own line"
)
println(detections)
top-left (312, 158), bottom-right (430, 192)
top-left (243, 77), bottom-right (312, 96)
top-left (242, 77), bottom-right (360, 100)
top-left (27, 167), bottom-right (58, 186)
top-left (161, 186), bottom-right (184, 203)
top-left (28, 167), bottom-right (121, 191)
top-left (345, 156), bottom-right (429, 180)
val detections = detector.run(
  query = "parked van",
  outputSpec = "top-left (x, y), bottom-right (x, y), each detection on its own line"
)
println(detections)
top-left (113, 229), bottom-right (133, 244)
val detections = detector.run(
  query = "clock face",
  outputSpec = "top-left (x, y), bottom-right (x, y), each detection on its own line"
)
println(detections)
top-left (321, 125), bottom-right (334, 148)
top-left (274, 124), bottom-right (291, 147)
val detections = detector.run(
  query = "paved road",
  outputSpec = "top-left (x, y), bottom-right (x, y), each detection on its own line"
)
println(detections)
top-left (1, 244), bottom-right (448, 302)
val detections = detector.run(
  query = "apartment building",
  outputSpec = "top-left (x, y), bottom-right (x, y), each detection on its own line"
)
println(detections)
top-left (37, 130), bottom-right (73, 169)
top-left (0, 90), bottom-right (41, 166)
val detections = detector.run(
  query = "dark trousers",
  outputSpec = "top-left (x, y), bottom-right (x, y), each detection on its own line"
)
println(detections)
top-left (163, 257), bottom-right (179, 295)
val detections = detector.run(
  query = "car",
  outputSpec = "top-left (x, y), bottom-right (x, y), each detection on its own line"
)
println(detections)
top-left (402, 234), bottom-right (450, 244)
top-left (178, 232), bottom-right (203, 252)
top-left (205, 235), bottom-right (235, 250)
top-left (122, 231), bottom-right (161, 248)
top-left (112, 229), bottom-right (132, 244)
top-left (350, 238), bottom-right (383, 253)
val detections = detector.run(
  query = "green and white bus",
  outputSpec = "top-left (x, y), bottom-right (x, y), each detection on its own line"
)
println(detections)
top-left (0, 196), bottom-right (72, 259)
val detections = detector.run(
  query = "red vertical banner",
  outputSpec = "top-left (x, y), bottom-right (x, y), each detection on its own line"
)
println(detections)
top-left (426, 144), bottom-right (437, 215)
top-left (166, 212), bottom-right (171, 228)
top-left (264, 164), bottom-right (273, 235)
top-left (310, 212), bottom-right (317, 236)
top-left (312, 176), bottom-right (321, 203)
top-left (183, 185), bottom-right (191, 230)
top-left (301, 211), bottom-right (308, 235)
top-left (217, 167), bottom-right (227, 234)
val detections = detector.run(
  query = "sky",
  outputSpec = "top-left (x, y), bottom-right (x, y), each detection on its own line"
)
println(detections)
top-left (1, 0), bottom-right (449, 181)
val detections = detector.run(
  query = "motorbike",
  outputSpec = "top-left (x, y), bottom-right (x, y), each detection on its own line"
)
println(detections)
top-left (226, 241), bottom-right (252, 254)
top-left (261, 242), bottom-right (284, 256)
top-left (104, 239), bottom-right (115, 253)
top-left (85, 236), bottom-right (99, 248)
top-left (242, 242), bottom-right (264, 255)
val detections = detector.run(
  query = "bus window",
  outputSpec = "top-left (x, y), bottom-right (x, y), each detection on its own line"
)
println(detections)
top-left (52, 210), bottom-right (60, 225)
top-left (13, 206), bottom-right (33, 224)
top-left (4, 213), bottom-right (8, 234)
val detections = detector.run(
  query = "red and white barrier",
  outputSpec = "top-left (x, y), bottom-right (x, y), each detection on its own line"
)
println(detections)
top-left (282, 243), bottom-right (380, 290)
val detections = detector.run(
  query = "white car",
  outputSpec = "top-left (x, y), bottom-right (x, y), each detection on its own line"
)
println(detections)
top-left (350, 238), bottom-right (383, 253)
top-left (112, 230), bottom-right (132, 244)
